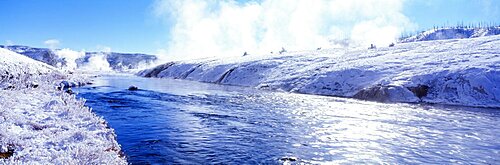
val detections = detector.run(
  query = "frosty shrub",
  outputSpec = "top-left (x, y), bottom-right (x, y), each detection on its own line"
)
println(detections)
top-left (0, 61), bottom-right (126, 164)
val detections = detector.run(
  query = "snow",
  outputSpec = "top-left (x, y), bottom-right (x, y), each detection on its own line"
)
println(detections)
top-left (0, 48), bottom-right (55, 77)
top-left (0, 45), bottom-right (64, 67)
top-left (400, 26), bottom-right (500, 43)
top-left (139, 35), bottom-right (500, 108)
top-left (0, 48), bottom-right (126, 164)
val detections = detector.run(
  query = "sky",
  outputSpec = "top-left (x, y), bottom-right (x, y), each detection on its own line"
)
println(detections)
top-left (0, 0), bottom-right (498, 58)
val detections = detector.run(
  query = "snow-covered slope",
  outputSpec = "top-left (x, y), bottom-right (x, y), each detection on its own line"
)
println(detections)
top-left (0, 47), bottom-right (55, 79)
top-left (0, 45), bottom-right (64, 67)
top-left (0, 48), bottom-right (126, 164)
top-left (139, 35), bottom-right (500, 108)
top-left (400, 26), bottom-right (500, 43)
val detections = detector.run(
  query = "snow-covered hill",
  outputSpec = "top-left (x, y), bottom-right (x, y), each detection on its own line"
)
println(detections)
top-left (0, 45), bottom-right (157, 71)
top-left (0, 47), bottom-right (56, 79)
top-left (400, 26), bottom-right (500, 43)
top-left (0, 48), bottom-right (126, 164)
top-left (139, 35), bottom-right (500, 108)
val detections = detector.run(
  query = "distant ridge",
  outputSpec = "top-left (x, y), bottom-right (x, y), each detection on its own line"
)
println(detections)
top-left (0, 45), bottom-right (157, 71)
top-left (400, 26), bottom-right (500, 43)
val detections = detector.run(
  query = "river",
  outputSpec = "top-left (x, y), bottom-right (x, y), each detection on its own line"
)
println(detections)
top-left (75, 75), bottom-right (500, 164)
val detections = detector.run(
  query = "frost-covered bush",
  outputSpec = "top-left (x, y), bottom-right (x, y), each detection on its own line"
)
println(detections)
top-left (0, 87), bottom-right (126, 164)
top-left (0, 48), bottom-right (126, 164)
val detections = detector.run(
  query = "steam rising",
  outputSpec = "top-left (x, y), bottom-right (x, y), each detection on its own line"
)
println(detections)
top-left (48, 41), bottom-right (112, 72)
top-left (54, 48), bottom-right (85, 71)
top-left (80, 53), bottom-right (112, 71)
top-left (153, 0), bottom-right (415, 60)
top-left (80, 47), bottom-right (113, 72)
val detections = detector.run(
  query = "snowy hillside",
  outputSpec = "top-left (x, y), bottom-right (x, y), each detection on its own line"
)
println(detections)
top-left (0, 48), bottom-right (126, 164)
top-left (400, 26), bottom-right (500, 43)
top-left (0, 47), bottom-right (55, 79)
top-left (0, 45), bottom-right (157, 71)
top-left (0, 45), bottom-right (64, 67)
top-left (139, 35), bottom-right (500, 108)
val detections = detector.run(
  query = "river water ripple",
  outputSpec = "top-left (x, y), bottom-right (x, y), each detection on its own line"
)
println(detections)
top-left (76, 75), bottom-right (500, 164)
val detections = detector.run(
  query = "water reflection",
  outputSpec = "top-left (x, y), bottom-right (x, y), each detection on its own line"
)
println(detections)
top-left (76, 75), bottom-right (500, 164)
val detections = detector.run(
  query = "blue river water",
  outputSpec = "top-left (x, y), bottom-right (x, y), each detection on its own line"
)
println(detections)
top-left (75, 75), bottom-right (500, 164)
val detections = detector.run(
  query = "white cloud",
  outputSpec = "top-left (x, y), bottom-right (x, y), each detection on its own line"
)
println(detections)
top-left (43, 39), bottom-right (60, 49)
top-left (96, 45), bottom-right (112, 53)
top-left (153, 0), bottom-right (416, 60)
top-left (5, 40), bottom-right (14, 46)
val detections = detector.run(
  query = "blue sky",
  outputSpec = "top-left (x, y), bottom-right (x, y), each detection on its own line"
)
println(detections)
top-left (405, 0), bottom-right (499, 29)
top-left (0, 0), bottom-right (498, 55)
top-left (0, 0), bottom-right (167, 54)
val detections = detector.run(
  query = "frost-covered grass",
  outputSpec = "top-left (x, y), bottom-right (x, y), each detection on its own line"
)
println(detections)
top-left (0, 86), bottom-right (126, 164)
top-left (0, 48), bottom-right (126, 164)
top-left (139, 35), bottom-right (500, 108)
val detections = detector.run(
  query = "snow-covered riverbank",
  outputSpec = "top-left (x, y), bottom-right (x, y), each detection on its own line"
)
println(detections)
top-left (139, 35), bottom-right (500, 108)
top-left (0, 48), bottom-right (126, 164)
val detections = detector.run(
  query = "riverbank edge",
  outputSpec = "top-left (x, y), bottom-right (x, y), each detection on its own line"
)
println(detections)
top-left (0, 47), bottom-right (127, 164)
top-left (0, 74), bottom-right (127, 164)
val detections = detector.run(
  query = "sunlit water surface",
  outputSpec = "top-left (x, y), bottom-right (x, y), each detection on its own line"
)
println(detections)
top-left (75, 75), bottom-right (500, 164)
